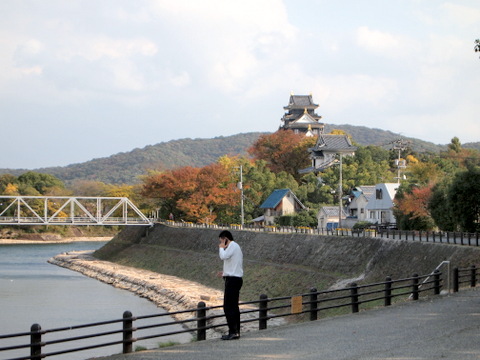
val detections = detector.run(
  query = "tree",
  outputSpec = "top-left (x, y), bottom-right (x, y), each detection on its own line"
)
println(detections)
top-left (16, 172), bottom-right (65, 195)
top-left (447, 165), bottom-right (480, 232)
top-left (177, 163), bottom-right (237, 224)
top-left (141, 167), bottom-right (200, 220)
top-left (428, 179), bottom-right (456, 231)
top-left (0, 174), bottom-right (17, 193)
top-left (68, 180), bottom-right (110, 196)
top-left (248, 131), bottom-right (315, 180)
top-left (405, 161), bottom-right (441, 186)
top-left (393, 183), bottom-right (435, 230)
top-left (448, 137), bottom-right (462, 153)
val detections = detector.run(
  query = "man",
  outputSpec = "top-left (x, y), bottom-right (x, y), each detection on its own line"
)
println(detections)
top-left (218, 230), bottom-right (243, 340)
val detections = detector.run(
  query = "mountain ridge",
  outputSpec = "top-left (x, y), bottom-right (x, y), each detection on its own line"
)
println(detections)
top-left (1, 125), bottom-right (478, 185)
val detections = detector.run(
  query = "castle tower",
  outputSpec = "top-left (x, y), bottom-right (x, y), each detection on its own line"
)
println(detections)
top-left (279, 93), bottom-right (324, 136)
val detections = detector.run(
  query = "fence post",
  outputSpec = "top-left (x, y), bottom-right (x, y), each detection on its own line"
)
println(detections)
top-left (350, 283), bottom-right (359, 313)
top-left (470, 265), bottom-right (476, 288)
top-left (384, 277), bottom-right (392, 306)
top-left (259, 294), bottom-right (269, 330)
top-left (196, 301), bottom-right (206, 341)
top-left (30, 323), bottom-right (42, 360)
top-left (411, 274), bottom-right (419, 300)
top-left (309, 287), bottom-right (318, 321)
top-left (453, 268), bottom-right (459, 292)
top-left (433, 269), bottom-right (441, 295)
top-left (123, 311), bottom-right (133, 354)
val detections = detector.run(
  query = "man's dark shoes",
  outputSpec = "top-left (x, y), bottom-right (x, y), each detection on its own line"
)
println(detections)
top-left (221, 333), bottom-right (240, 340)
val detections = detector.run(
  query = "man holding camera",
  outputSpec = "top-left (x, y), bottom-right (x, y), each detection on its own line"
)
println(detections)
top-left (218, 230), bottom-right (243, 340)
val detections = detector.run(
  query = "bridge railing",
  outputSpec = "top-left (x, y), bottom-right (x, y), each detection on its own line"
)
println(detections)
top-left (0, 196), bottom-right (152, 226)
top-left (7, 265), bottom-right (480, 360)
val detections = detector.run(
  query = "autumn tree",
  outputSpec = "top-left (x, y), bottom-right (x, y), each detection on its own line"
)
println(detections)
top-left (178, 163), bottom-right (238, 223)
top-left (248, 131), bottom-right (316, 180)
top-left (394, 183), bottom-right (435, 230)
top-left (141, 166), bottom-right (200, 220)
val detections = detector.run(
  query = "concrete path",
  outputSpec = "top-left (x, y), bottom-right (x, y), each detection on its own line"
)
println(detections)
top-left (92, 289), bottom-right (480, 360)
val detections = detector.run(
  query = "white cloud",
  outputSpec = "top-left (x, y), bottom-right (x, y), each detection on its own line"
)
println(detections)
top-left (441, 2), bottom-right (480, 27)
top-left (167, 70), bottom-right (190, 88)
top-left (356, 26), bottom-right (419, 59)
top-left (148, 0), bottom-right (297, 94)
top-left (56, 36), bottom-right (158, 61)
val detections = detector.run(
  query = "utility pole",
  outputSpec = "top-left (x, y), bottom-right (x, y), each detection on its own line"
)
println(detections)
top-left (392, 139), bottom-right (409, 183)
top-left (338, 154), bottom-right (343, 228)
top-left (236, 165), bottom-right (244, 227)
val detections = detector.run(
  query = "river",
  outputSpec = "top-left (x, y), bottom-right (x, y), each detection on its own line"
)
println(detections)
top-left (0, 241), bottom-right (191, 360)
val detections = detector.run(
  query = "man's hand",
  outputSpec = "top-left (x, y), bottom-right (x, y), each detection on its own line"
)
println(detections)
top-left (218, 237), bottom-right (227, 249)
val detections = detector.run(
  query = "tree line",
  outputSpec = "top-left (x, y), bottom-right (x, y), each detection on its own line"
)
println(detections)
top-left (1, 132), bottom-right (479, 232)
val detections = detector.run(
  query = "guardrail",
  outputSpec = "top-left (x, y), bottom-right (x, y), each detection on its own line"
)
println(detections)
top-left (8, 265), bottom-right (479, 360)
top-left (159, 220), bottom-right (480, 247)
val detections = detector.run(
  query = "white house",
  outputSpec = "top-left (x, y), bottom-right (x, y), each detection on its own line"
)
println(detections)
top-left (365, 183), bottom-right (399, 225)
top-left (347, 186), bottom-right (376, 222)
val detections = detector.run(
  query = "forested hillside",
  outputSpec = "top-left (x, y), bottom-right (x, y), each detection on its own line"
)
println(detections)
top-left (1, 125), bottom-right (478, 184)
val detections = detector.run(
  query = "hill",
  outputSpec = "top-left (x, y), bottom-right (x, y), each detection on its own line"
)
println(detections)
top-left (1, 125), bottom-right (479, 184)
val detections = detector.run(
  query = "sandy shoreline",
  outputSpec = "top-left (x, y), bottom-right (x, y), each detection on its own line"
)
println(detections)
top-left (0, 237), bottom-right (113, 244)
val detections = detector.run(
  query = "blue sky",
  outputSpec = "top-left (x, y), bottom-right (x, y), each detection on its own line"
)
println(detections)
top-left (1, 0), bottom-right (479, 169)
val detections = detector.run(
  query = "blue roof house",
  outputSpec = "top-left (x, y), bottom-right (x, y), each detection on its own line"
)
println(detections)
top-left (259, 189), bottom-right (306, 225)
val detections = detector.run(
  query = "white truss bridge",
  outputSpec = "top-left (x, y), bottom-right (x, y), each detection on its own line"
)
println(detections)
top-left (0, 196), bottom-right (152, 226)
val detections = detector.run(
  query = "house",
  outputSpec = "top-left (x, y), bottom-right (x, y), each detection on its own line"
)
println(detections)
top-left (365, 183), bottom-right (399, 225)
top-left (346, 186), bottom-right (376, 222)
top-left (259, 189), bottom-right (306, 225)
top-left (299, 133), bottom-right (357, 174)
top-left (279, 93), bottom-right (324, 136)
top-left (317, 206), bottom-right (348, 230)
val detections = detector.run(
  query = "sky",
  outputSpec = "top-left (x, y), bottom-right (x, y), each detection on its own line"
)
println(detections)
top-left (1, 0), bottom-right (479, 169)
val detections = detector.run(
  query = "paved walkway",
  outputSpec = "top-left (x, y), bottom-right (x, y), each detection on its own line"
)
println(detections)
top-left (92, 289), bottom-right (480, 360)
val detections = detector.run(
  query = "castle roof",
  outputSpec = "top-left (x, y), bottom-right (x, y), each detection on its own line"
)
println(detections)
top-left (284, 95), bottom-right (319, 110)
top-left (310, 134), bottom-right (357, 154)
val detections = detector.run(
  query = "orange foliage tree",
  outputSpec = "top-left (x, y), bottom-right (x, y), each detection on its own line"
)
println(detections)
top-left (141, 163), bottom-right (238, 223)
top-left (248, 130), bottom-right (316, 180)
top-left (395, 184), bottom-right (434, 220)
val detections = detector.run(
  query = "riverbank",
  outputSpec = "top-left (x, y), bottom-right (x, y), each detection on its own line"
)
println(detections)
top-left (48, 251), bottom-right (280, 339)
top-left (0, 237), bottom-right (113, 244)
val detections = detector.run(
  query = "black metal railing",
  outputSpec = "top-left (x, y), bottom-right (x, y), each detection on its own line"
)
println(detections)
top-left (2, 267), bottom-right (466, 360)
top-left (159, 220), bottom-right (480, 247)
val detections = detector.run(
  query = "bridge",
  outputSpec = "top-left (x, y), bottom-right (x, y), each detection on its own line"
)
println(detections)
top-left (0, 196), bottom-right (152, 226)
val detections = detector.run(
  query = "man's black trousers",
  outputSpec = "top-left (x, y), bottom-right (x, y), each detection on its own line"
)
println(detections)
top-left (223, 276), bottom-right (243, 335)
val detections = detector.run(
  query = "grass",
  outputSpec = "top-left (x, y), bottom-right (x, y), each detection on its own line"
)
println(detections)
top-left (95, 243), bottom-right (345, 302)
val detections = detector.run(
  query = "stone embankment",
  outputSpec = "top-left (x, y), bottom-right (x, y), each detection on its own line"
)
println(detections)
top-left (49, 251), bottom-right (282, 339)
